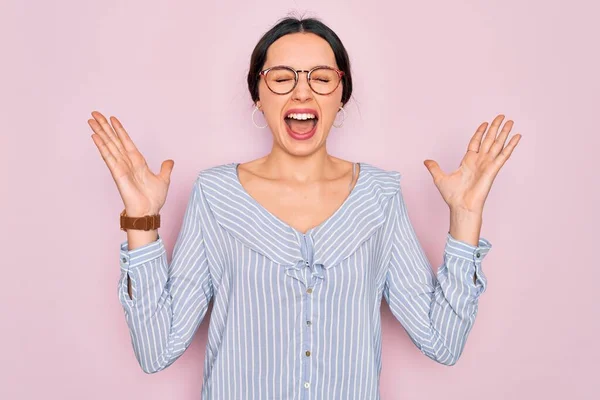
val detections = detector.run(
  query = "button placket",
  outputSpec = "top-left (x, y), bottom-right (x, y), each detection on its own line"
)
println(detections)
top-left (300, 233), bottom-right (316, 397)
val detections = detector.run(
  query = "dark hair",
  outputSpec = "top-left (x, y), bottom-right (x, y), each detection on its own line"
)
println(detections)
top-left (247, 16), bottom-right (353, 106)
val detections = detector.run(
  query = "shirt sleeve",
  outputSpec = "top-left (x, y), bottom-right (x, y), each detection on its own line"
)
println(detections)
top-left (117, 179), bottom-right (213, 374)
top-left (382, 185), bottom-right (492, 366)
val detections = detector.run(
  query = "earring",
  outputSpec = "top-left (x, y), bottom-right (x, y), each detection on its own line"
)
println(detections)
top-left (333, 106), bottom-right (346, 128)
top-left (252, 105), bottom-right (268, 129)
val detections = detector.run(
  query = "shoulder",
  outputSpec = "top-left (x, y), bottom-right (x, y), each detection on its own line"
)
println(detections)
top-left (359, 162), bottom-right (402, 196)
top-left (189, 162), bottom-right (237, 190)
top-left (196, 163), bottom-right (235, 181)
top-left (357, 163), bottom-right (406, 226)
top-left (182, 163), bottom-right (238, 209)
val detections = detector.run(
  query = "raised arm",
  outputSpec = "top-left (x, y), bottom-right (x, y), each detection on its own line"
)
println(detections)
top-left (118, 181), bottom-right (213, 373)
top-left (382, 187), bottom-right (491, 366)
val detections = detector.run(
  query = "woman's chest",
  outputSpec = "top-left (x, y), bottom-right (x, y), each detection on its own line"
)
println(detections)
top-left (255, 192), bottom-right (347, 234)
top-left (205, 229), bottom-right (391, 299)
top-left (236, 163), bottom-right (357, 234)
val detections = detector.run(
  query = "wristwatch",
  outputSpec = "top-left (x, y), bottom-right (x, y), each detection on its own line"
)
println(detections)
top-left (120, 209), bottom-right (161, 231)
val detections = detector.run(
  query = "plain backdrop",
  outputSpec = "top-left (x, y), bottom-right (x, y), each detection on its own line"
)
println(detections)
top-left (1, 0), bottom-right (598, 399)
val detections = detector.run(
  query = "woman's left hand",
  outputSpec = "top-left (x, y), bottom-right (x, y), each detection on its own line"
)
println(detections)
top-left (423, 114), bottom-right (522, 214)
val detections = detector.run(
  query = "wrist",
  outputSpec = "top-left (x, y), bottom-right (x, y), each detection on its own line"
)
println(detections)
top-left (124, 208), bottom-right (160, 218)
top-left (120, 208), bottom-right (161, 232)
top-left (449, 209), bottom-right (483, 247)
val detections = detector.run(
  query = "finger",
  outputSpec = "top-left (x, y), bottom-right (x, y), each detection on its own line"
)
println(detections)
top-left (480, 114), bottom-right (505, 154)
top-left (488, 119), bottom-right (514, 158)
top-left (467, 122), bottom-right (488, 154)
top-left (87, 118), bottom-right (126, 165)
top-left (492, 134), bottom-right (521, 171)
top-left (90, 132), bottom-right (119, 175)
top-left (91, 111), bottom-right (126, 156)
top-left (159, 159), bottom-right (175, 183)
top-left (424, 159), bottom-right (444, 184)
top-left (109, 115), bottom-right (140, 154)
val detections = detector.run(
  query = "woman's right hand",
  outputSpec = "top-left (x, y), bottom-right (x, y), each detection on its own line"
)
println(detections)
top-left (88, 111), bottom-right (174, 217)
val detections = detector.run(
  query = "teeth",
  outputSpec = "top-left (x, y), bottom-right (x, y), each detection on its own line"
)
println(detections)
top-left (286, 113), bottom-right (317, 120)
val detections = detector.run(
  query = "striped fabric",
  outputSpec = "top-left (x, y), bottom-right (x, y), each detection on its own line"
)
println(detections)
top-left (117, 162), bottom-right (492, 400)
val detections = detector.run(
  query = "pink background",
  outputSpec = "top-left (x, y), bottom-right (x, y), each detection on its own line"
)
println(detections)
top-left (1, 0), bottom-right (598, 399)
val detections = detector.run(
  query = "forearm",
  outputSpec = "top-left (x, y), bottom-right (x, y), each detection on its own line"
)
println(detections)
top-left (119, 246), bottom-right (193, 374)
top-left (126, 230), bottom-right (159, 299)
top-left (124, 223), bottom-right (159, 299)
top-left (449, 208), bottom-right (483, 284)
top-left (127, 229), bottom-right (159, 251)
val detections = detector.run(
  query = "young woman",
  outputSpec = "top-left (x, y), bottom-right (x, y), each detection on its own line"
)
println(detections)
top-left (88, 16), bottom-right (521, 400)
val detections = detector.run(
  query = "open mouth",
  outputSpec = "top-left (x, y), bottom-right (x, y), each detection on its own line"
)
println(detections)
top-left (284, 112), bottom-right (319, 135)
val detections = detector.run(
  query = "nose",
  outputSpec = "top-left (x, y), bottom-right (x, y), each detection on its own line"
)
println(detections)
top-left (291, 71), bottom-right (313, 102)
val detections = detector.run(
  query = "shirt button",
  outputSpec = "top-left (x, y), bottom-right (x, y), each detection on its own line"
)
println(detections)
top-left (121, 257), bottom-right (127, 263)
top-left (476, 252), bottom-right (481, 258)
top-left (306, 288), bottom-right (313, 294)
top-left (305, 350), bottom-right (311, 357)
top-left (304, 382), bottom-right (310, 389)
top-left (306, 320), bottom-right (312, 326)
top-left (304, 260), bottom-right (310, 265)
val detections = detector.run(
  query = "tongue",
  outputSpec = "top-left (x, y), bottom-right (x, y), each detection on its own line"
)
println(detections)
top-left (286, 118), bottom-right (316, 134)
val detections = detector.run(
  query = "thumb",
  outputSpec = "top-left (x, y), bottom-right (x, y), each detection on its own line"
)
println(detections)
top-left (423, 159), bottom-right (442, 183)
top-left (159, 159), bottom-right (175, 182)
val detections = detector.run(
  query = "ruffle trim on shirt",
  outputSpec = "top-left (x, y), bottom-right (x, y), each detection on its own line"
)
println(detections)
top-left (309, 166), bottom-right (401, 269)
top-left (196, 162), bottom-right (402, 274)
top-left (197, 164), bottom-right (303, 266)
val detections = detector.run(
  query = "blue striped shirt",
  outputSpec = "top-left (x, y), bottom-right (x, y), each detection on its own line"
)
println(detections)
top-left (118, 162), bottom-right (492, 399)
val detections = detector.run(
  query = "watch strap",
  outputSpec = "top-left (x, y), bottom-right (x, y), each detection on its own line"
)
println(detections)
top-left (120, 209), bottom-right (161, 231)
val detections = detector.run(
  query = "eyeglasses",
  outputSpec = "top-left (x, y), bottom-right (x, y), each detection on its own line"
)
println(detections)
top-left (259, 65), bottom-right (345, 95)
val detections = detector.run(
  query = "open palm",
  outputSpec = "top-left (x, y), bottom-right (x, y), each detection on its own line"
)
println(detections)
top-left (88, 111), bottom-right (174, 216)
top-left (424, 114), bottom-right (522, 214)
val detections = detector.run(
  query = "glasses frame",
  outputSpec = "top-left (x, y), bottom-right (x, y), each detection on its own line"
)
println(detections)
top-left (259, 65), bottom-right (345, 95)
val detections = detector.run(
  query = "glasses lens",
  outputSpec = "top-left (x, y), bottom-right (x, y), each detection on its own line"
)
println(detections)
top-left (265, 67), bottom-right (296, 94)
top-left (309, 68), bottom-right (340, 95)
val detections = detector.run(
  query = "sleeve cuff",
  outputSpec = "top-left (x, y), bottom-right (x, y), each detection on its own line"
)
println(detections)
top-left (444, 232), bottom-right (492, 296)
top-left (119, 233), bottom-right (166, 271)
top-left (444, 232), bottom-right (492, 263)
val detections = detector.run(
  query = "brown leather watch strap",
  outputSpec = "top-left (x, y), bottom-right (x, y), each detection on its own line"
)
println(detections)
top-left (120, 209), bottom-right (161, 231)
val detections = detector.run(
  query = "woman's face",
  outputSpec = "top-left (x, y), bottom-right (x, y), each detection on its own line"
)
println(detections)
top-left (256, 32), bottom-right (344, 156)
